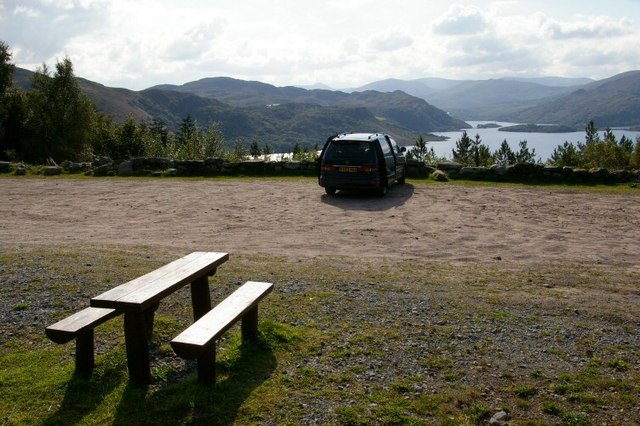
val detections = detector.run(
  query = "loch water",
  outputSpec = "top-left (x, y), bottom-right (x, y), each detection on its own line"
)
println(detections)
top-left (423, 121), bottom-right (640, 163)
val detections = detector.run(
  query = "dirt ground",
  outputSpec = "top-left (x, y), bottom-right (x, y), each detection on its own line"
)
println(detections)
top-left (1, 178), bottom-right (639, 271)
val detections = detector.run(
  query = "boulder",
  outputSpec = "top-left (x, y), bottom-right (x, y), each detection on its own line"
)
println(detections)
top-left (432, 169), bottom-right (449, 182)
top-left (92, 164), bottom-right (112, 177)
top-left (489, 410), bottom-right (510, 425)
top-left (43, 166), bottom-right (62, 176)
top-left (118, 160), bottom-right (134, 176)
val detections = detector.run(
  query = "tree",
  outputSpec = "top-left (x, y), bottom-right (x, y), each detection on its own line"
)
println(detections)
top-left (514, 140), bottom-right (537, 164)
top-left (249, 141), bottom-right (261, 158)
top-left (24, 57), bottom-right (96, 162)
top-left (631, 137), bottom-right (640, 168)
top-left (89, 113), bottom-right (117, 158)
top-left (471, 133), bottom-right (492, 166)
top-left (292, 143), bottom-right (302, 158)
top-left (585, 120), bottom-right (599, 145)
top-left (114, 116), bottom-right (145, 159)
top-left (201, 122), bottom-right (225, 158)
top-left (0, 41), bottom-right (14, 100)
top-left (143, 119), bottom-right (169, 158)
top-left (263, 144), bottom-right (272, 159)
top-left (177, 115), bottom-right (196, 146)
top-left (494, 139), bottom-right (516, 166)
top-left (226, 139), bottom-right (248, 161)
top-left (0, 41), bottom-right (18, 160)
top-left (410, 135), bottom-right (429, 163)
top-left (452, 131), bottom-right (473, 165)
top-left (550, 141), bottom-right (580, 167)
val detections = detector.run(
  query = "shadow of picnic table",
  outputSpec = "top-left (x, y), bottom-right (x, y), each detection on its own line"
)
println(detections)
top-left (44, 342), bottom-right (276, 426)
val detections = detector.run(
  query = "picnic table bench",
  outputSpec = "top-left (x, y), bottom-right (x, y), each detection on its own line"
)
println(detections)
top-left (87, 251), bottom-right (229, 384)
top-left (45, 306), bottom-right (121, 376)
top-left (171, 280), bottom-right (274, 384)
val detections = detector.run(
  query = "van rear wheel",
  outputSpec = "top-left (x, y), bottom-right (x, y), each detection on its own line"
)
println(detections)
top-left (398, 169), bottom-right (406, 184)
top-left (325, 187), bottom-right (337, 195)
top-left (376, 182), bottom-right (387, 197)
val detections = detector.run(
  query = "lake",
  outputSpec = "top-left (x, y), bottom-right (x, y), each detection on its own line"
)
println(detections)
top-left (423, 121), bottom-right (640, 163)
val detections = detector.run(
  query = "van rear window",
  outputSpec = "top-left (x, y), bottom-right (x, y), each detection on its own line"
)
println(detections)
top-left (324, 141), bottom-right (376, 163)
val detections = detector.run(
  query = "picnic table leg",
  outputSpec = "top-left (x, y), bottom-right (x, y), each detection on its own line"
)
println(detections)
top-left (197, 342), bottom-right (216, 385)
top-left (241, 305), bottom-right (259, 342)
top-left (143, 303), bottom-right (159, 340)
top-left (190, 275), bottom-right (212, 321)
top-left (75, 329), bottom-right (95, 377)
top-left (124, 310), bottom-right (152, 385)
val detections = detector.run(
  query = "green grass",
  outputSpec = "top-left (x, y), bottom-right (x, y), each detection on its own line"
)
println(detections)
top-left (0, 244), bottom-right (638, 424)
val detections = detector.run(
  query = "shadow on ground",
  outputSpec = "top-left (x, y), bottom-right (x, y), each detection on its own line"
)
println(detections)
top-left (320, 183), bottom-right (414, 211)
top-left (44, 341), bottom-right (276, 426)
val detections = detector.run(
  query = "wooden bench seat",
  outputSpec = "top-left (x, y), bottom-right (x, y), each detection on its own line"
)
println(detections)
top-left (45, 306), bottom-right (121, 376)
top-left (171, 281), bottom-right (274, 384)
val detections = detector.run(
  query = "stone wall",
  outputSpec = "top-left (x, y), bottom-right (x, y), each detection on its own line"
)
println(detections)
top-left (1, 158), bottom-right (639, 184)
top-left (425, 161), bottom-right (640, 184)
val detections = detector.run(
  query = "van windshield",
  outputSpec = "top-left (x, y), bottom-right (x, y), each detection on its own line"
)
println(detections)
top-left (324, 141), bottom-right (376, 164)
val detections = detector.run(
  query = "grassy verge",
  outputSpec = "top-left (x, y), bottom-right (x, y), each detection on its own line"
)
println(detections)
top-left (1, 244), bottom-right (638, 425)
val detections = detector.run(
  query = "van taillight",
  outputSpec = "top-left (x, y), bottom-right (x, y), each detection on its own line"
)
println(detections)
top-left (322, 164), bottom-right (336, 172)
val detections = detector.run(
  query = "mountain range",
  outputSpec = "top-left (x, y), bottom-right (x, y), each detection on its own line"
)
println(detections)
top-left (12, 67), bottom-right (640, 150)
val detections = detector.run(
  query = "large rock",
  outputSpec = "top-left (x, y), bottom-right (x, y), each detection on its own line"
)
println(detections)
top-left (43, 166), bottom-right (62, 176)
top-left (92, 164), bottom-right (113, 177)
top-left (118, 160), bottom-right (134, 176)
top-left (61, 161), bottom-right (90, 173)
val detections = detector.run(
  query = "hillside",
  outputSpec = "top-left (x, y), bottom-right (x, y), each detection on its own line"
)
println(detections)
top-left (499, 70), bottom-right (640, 127)
top-left (350, 76), bottom-right (592, 120)
top-left (12, 67), bottom-right (639, 148)
top-left (14, 68), bottom-right (466, 149)
top-left (152, 76), bottom-right (468, 133)
top-left (423, 79), bottom-right (577, 119)
top-left (359, 73), bottom-right (639, 127)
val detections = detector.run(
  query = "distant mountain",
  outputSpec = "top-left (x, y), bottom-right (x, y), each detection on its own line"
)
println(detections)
top-left (350, 78), bottom-right (438, 99)
top-left (150, 76), bottom-right (468, 136)
top-left (502, 76), bottom-right (594, 87)
top-left (348, 76), bottom-right (598, 122)
top-left (12, 67), bottom-right (33, 90)
top-left (425, 79), bottom-right (579, 119)
top-left (499, 71), bottom-right (640, 127)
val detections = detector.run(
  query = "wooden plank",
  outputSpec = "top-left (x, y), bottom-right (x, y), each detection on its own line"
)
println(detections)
top-left (91, 252), bottom-right (228, 310)
top-left (171, 281), bottom-right (273, 359)
top-left (46, 307), bottom-right (120, 344)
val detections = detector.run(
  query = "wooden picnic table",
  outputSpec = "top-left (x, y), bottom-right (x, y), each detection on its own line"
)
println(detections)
top-left (90, 251), bottom-right (229, 384)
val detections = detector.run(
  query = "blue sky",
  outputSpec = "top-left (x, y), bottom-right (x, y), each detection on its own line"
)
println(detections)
top-left (1, 0), bottom-right (639, 90)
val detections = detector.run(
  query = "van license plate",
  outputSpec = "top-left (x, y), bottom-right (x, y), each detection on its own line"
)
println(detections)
top-left (339, 167), bottom-right (358, 173)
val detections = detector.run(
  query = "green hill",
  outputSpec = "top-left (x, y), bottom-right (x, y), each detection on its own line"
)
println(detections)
top-left (14, 68), bottom-right (467, 150)
top-left (499, 71), bottom-right (640, 127)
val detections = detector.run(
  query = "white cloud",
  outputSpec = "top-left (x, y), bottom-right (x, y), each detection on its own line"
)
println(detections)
top-left (164, 20), bottom-right (227, 61)
top-left (541, 15), bottom-right (633, 39)
top-left (431, 4), bottom-right (489, 35)
top-left (369, 33), bottom-right (414, 53)
top-left (0, 0), bottom-right (109, 63)
top-left (1, 0), bottom-right (640, 89)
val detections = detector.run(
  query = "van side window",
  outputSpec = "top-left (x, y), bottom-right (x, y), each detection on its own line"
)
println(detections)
top-left (390, 138), bottom-right (400, 154)
top-left (380, 138), bottom-right (392, 155)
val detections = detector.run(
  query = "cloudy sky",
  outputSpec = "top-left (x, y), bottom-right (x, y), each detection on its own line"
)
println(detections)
top-left (1, 0), bottom-right (639, 90)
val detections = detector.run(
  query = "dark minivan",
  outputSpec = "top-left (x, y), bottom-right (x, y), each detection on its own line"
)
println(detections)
top-left (318, 132), bottom-right (406, 196)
